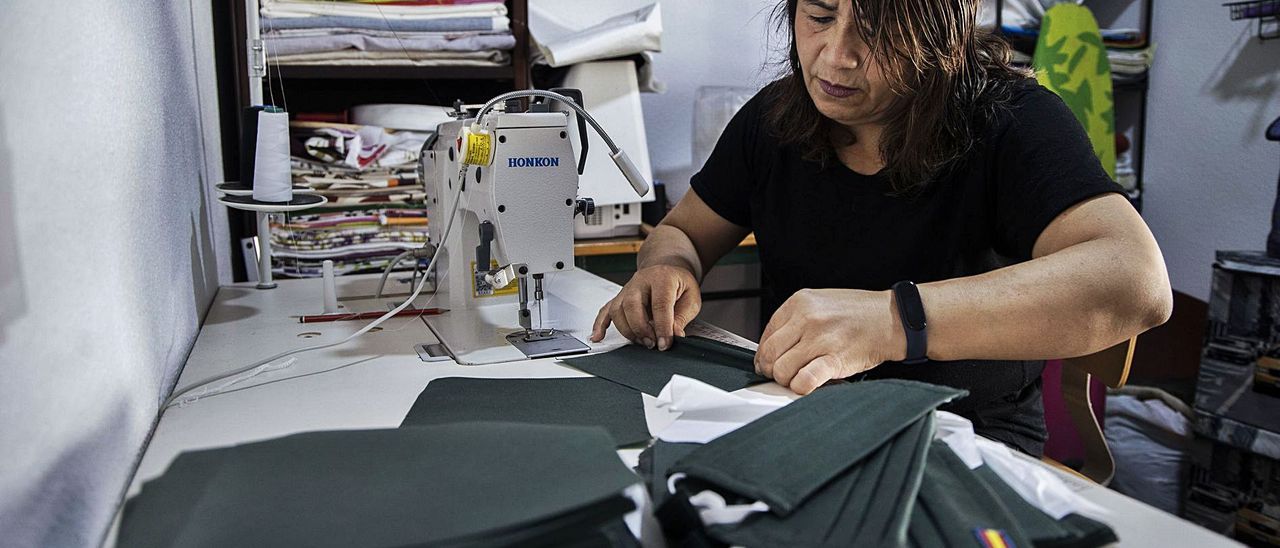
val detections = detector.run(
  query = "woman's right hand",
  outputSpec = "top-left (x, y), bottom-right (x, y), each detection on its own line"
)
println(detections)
top-left (589, 264), bottom-right (702, 351)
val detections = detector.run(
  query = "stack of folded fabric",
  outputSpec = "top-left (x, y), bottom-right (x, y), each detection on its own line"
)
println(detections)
top-left (271, 209), bottom-right (428, 277)
top-left (118, 425), bottom-right (642, 547)
top-left (1103, 28), bottom-right (1155, 85)
top-left (261, 0), bottom-right (515, 67)
top-left (1003, 25), bottom-right (1155, 83)
top-left (271, 121), bottom-right (430, 277)
top-left (645, 379), bottom-right (1119, 548)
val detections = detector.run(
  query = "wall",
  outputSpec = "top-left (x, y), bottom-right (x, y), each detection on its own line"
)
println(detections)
top-left (639, 0), bottom-right (780, 203)
top-left (1141, 6), bottom-right (1280, 301)
top-left (0, 0), bottom-right (224, 545)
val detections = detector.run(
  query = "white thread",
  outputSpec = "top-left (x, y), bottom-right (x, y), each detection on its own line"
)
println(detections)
top-left (252, 109), bottom-right (293, 202)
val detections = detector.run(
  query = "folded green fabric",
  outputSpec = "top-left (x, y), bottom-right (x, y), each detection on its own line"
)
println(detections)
top-left (563, 336), bottom-right (767, 396)
top-left (707, 413), bottom-right (936, 547)
top-left (119, 424), bottom-right (640, 547)
top-left (670, 380), bottom-right (966, 516)
top-left (908, 441), bottom-right (1118, 548)
top-left (910, 440), bottom-right (1035, 548)
top-left (635, 441), bottom-right (702, 507)
top-left (970, 464), bottom-right (1117, 548)
top-left (400, 377), bottom-right (651, 447)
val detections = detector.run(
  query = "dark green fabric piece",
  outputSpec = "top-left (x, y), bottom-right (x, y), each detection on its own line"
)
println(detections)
top-left (563, 336), bottom-right (766, 396)
top-left (466, 496), bottom-right (637, 548)
top-left (670, 380), bottom-right (965, 516)
top-left (400, 377), bottom-right (651, 447)
top-left (635, 441), bottom-right (703, 507)
top-left (1046, 515), bottom-right (1118, 548)
top-left (707, 413), bottom-right (935, 548)
top-left (119, 424), bottom-right (640, 547)
top-left (909, 441), bottom-right (1036, 548)
top-left (970, 467), bottom-right (1118, 548)
top-left (908, 442), bottom-right (1118, 548)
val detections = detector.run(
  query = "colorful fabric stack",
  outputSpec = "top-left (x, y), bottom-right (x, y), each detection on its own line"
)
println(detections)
top-left (271, 209), bottom-right (428, 277)
top-left (261, 0), bottom-right (514, 67)
top-left (271, 121), bottom-right (430, 277)
top-left (289, 122), bottom-right (430, 206)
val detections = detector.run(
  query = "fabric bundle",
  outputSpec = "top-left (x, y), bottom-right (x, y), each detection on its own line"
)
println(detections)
top-left (261, 0), bottom-right (514, 67)
top-left (118, 424), bottom-right (642, 547)
top-left (270, 120), bottom-right (431, 278)
top-left (1003, 25), bottom-right (1155, 79)
top-left (647, 380), bottom-right (1119, 548)
top-left (122, 336), bottom-right (1126, 546)
top-left (270, 208), bottom-right (428, 277)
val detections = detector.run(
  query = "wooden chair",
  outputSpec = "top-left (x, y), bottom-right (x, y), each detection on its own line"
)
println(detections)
top-left (1044, 338), bottom-right (1137, 486)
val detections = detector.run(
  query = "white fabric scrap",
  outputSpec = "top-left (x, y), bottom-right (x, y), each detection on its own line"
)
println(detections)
top-left (666, 473), bottom-right (771, 526)
top-left (529, 1), bottom-right (662, 67)
top-left (653, 375), bottom-right (792, 443)
top-left (933, 409), bottom-right (1108, 520)
top-left (934, 411), bottom-right (985, 469)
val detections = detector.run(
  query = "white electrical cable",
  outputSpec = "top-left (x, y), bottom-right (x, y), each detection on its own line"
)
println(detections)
top-left (374, 249), bottom-right (415, 299)
top-left (471, 89), bottom-right (650, 198)
top-left (162, 181), bottom-right (466, 409)
top-left (475, 90), bottom-right (622, 153)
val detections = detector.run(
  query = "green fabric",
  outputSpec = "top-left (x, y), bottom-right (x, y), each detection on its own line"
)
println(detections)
top-left (909, 441), bottom-right (1036, 548)
top-left (908, 442), bottom-right (1118, 548)
top-left (400, 377), bottom-right (651, 447)
top-left (563, 336), bottom-right (766, 396)
top-left (707, 413), bottom-right (935, 548)
top-left (635, 441), bottom-right (702, 507)
top-left (970, 467), bottom-right (1117, 548)
top-left (119, 424), bottom-right (640, 547)
top-left (670, 380), bottom-right (965, 516)
top-left (1033, 3), bottom-right (1116, 179)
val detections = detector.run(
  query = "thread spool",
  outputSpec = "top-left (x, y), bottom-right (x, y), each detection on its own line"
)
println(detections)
top-left (322, 260), bottom-right (339, 314)
top-left (241, 106), bottom-right (293, 203)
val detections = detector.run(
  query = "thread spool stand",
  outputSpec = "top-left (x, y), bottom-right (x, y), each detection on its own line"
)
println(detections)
top-left (218, 190), bottom-right (328, 289)
top-left (226, 0), bottom-right (335, 289)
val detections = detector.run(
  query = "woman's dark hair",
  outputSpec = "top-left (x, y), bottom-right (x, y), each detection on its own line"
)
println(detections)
top-left (765, 0), bottom-right (1030, 194)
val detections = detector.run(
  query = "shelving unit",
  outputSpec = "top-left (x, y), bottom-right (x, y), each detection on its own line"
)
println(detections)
top-left (994, 0), bottom-right (1154, 212)
top-left (217, 0), bottom-right (531, 282)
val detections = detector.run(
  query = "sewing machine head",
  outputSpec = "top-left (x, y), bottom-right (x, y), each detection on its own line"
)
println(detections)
top-left (419, 91), bottom-right (636, 364)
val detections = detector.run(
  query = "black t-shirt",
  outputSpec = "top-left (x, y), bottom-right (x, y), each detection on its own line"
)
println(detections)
top-left (689, 80), bottom-right (1120, 456)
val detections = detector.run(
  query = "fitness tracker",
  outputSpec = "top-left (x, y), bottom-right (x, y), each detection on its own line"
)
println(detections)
top-left (891, 281), bottom-right (928, 365)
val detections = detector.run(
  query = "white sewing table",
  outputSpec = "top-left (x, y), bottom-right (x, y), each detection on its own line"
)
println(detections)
top-left (113, 270), bottom-right (1237, 547)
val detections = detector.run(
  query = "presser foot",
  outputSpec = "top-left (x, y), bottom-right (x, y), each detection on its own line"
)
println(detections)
top-left (505, 329), bottom-right (589, 360)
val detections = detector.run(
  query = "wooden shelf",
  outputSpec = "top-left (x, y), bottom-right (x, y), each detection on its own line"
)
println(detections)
top-left (573, 236), bottom-right (645, 257)
top-left (573, 233), bottom-right (757, 258)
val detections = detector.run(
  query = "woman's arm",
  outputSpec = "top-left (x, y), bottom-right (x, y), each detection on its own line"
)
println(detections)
top-left (590, 191), bottom-right (751, 350)
top-left (919, 192), bottom-right (1171, 360)
top-left (756, 193), bottom-right (1173, 394)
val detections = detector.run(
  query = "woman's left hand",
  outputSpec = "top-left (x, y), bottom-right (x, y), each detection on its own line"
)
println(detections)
top-left (755, 288), bottom-right (905, 395)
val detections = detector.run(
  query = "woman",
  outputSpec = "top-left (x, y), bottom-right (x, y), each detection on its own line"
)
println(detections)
top-left (590, 0), bottom-right (1172, 456)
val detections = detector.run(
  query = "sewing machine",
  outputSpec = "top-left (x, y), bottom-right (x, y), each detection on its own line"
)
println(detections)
top-left (419, 90), bottom-right (648, 365)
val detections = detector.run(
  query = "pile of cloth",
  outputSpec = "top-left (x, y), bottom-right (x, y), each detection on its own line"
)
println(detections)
top-left (120, 336), bottom-right (1121, 546)
top-left (270, 209), bottom-right (428, 277)
top-left (1005, 25), bottom-right (1155, 83)
top-left (271, 121), bottom-right (431, 277)
top-left (260, 0), bottom-right (515, 67)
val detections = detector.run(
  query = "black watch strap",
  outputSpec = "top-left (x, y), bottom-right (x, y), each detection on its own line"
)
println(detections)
top-left (892, 281), bottom-right (928, 364)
